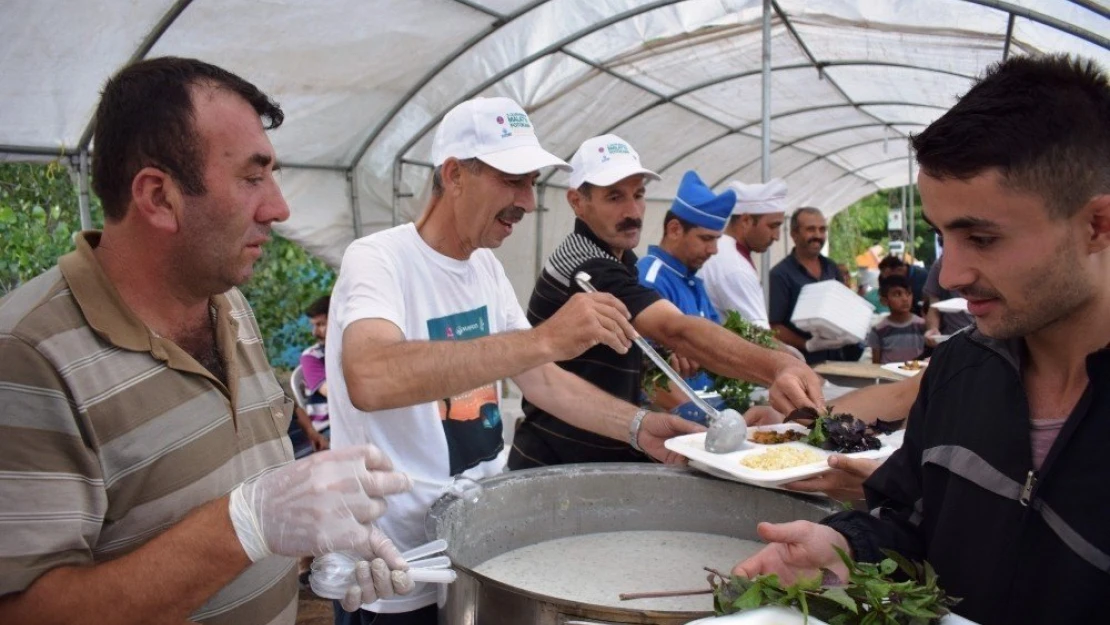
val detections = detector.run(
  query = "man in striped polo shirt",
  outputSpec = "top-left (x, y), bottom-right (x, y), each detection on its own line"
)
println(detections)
top-left (0, 58), bottom-right (412, 625)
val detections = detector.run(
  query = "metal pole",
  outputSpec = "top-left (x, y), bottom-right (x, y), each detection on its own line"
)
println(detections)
top-left (77, 149), bottom-right (92, 230)
top-left (348, 169), bottom-right (363, 240)
top-left (535, 182), bottom-right (548, 279)
top-left (760, 0), bottom-right (773, 300)
top-left (907, 139), bottom-right (915, 260)
top-left (391, 159), bottom-right (401, 227)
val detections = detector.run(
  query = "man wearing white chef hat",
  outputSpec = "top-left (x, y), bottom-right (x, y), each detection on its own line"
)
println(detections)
top-left (700, 178), bottom-right (788, 330)
top-left (326, 99), bottom-right (701, 624)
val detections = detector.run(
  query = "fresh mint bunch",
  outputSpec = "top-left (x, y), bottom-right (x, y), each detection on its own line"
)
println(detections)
top-left (708, 547), bottom-right (959, 625)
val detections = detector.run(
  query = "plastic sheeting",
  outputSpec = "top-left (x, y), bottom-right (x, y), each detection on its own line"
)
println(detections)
top-left (1, 0), bottom-right (1107, 300)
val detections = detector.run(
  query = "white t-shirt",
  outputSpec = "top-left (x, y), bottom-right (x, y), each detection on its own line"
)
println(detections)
top-left (325, 223), bottom-right (530, 613)
top-left (700, 234), bottom-right (770, 329)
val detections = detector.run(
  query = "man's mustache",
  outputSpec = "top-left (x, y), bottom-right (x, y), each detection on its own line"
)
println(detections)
top-left (617, 218), bottom-right (642, 232)
top-left (497, 207), bottom-right (526, 223)
top-left (807, 238), bottom-right (824, 245)
top-left (959, 285), bottom-right (1001, 300)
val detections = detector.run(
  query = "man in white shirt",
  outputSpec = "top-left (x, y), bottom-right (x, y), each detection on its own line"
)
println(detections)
top-left (325, 97), bottom-right (702, 624)
top-left (700, 178), bottom-right (788, 329)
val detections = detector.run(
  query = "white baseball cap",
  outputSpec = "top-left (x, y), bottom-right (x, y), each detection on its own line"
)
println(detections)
top-left (568, 134), bottom-right (661, 189)
top-left (431, 97), bottom-right (570, 175)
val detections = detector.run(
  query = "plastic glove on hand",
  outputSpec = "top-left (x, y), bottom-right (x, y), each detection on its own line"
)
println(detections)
top-left (229, 445), bottom-right (412, 562)
top-left (805, 335), bottom-right (847, 352)
top-left (337, 525), bottom-right (415, 611)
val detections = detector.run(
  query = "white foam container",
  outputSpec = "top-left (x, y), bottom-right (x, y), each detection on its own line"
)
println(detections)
top-left (791, 281), bottom-right (875, 343)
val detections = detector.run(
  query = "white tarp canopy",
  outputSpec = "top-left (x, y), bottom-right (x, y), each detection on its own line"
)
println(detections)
top-left (2, 0), bottom-right (1107, 303)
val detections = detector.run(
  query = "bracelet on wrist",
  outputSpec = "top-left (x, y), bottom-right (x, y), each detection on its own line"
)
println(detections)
top-left (628, 408), bottom-right (648, 453)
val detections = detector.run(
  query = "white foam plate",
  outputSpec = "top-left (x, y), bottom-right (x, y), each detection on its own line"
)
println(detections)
top-left (931, 297), bottom-right (968, 313)
top-left (667, 425), bottom-right (902, 489)
top-left (879, 361), bottom-right (927, 377)
top-left (685, 605), bottom-right (829, 625)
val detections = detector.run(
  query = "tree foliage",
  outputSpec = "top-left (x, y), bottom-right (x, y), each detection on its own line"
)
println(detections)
top-left (0, 161), bottom-right (334, 369)
top-left (829, 189), bottom-right (936, 269)
top-left (0, 161), bottom-right (102, 294)
top-left (239, 236), bottom-right (335, 369)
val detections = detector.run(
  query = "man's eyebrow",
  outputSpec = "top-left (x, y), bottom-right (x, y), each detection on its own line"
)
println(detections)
top-left (251, 153), bottom-right (276, 169)
top-left (943, 216), bottom-right (1000, 231)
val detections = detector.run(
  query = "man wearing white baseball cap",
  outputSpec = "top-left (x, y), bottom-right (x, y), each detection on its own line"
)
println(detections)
top-left (510, 136), bottom-right (826, 469)
top-left (700, 178), bottom-right (789, 330)
top-left (325, 101), bottom-right (701, 624)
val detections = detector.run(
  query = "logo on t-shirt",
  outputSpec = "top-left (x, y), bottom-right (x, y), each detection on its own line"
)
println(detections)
top-left (427, 306), bottom-right (503, 474)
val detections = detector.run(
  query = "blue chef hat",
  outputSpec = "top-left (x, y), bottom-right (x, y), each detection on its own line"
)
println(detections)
top-left (670, 170), bottom-right (736, 232)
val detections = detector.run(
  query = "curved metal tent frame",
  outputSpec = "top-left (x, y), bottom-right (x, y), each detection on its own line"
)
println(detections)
top-left (0, 0), bottom-right (1107, 304)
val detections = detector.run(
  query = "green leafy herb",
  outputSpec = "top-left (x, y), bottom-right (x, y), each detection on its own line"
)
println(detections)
top-left (708, 548), bottom-right (959, 625)
top-left (792, 407), bottom-right (905, 454)
top-left (641, 311), bottom-right (777, 412)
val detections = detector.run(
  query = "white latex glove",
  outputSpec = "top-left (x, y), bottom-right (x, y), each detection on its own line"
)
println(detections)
top-left (229, 445), bottom-right (412, 562)
top-left (924, 328), bottom-right (941, 348)
top-left (805, 335), bottom-right (848, 352)
top-left (341, 552), bottom-right (417, 611)
top-left (311, 540), bottom-right (416, 612)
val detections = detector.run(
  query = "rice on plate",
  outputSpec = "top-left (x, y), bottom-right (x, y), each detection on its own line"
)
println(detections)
top-left (739, 445), bottom-right (824, 471)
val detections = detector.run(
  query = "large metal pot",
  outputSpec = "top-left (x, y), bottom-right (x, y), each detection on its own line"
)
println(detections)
top-left (427, 464), bottom-right (834, 625)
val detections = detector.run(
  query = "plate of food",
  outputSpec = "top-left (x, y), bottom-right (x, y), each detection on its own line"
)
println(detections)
top-left (880, 359), bottom-right (926, 376)
top-left (666, 414), bottom-right (904, 489)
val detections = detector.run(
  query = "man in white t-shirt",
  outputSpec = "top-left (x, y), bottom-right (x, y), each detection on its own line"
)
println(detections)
top-left (700, 178), bottom-right (788, 329)
top-left (325, 97), bottom-right (702, 624)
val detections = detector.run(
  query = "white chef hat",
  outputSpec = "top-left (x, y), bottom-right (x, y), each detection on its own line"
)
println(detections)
top-left (727, 178), bottom-right (788, 215)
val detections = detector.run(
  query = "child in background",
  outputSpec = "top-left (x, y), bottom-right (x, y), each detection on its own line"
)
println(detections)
top-left (868, 275), bottom-right (927, 364)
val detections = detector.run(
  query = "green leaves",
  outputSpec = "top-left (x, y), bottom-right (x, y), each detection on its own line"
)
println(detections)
top-left (708, 311), bottom-right (777, 412)
top-left (1, 162), bottom-right (336, 370)
top-left (0, 162), bottom-right (103, 296)
top-left (708, 548), bottom-right (959, 625)
top-left (640, 310), bottom-right (777, 413)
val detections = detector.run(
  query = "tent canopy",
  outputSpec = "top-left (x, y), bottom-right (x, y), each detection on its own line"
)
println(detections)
top-left (2, 0), bottom-right (1107, 301)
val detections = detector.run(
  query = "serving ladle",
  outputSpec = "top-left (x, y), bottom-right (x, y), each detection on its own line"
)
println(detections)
top-left (573, 272), bottom-right (747, 453)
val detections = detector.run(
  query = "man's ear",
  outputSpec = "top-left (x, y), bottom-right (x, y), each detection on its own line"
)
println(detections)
top-left (441, 158), bottom-right (466, 196)
top-left (1084, 194), bottom-right (1110, 255)
top-left (566, 188), bottom-right (584, 218)
top-left (129, 166), bottom-right (181, 233)
top-left (663, 218), bottom-right (682, 241)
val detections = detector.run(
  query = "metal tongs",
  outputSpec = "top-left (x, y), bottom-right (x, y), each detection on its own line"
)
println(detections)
top-left (574, 272), bottom-right (747, 453)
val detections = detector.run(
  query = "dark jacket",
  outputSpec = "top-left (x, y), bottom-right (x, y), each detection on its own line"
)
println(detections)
top-left (824, 329), bottom-right (1109, 624)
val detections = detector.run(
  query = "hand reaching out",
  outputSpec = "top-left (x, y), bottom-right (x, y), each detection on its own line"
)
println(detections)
top-left (731, 521), bottom-right (851, 586)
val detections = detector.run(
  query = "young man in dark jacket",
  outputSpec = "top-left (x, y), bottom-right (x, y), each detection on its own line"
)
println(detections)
top-left (731, 54), bottom-right (1110, 624)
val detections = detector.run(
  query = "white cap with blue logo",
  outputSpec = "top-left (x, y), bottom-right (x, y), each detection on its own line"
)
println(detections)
top-left (567, 134), bottom-right (661, 189)
top-left (432, 97), bottom-right (570, 175)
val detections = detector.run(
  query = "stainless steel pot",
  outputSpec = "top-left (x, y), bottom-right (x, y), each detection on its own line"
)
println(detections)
top-left (427, 464), bottom-right (834, 625)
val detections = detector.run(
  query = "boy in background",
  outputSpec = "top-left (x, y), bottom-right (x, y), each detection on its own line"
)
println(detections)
top-left (868, 275), bottom-right (926, 364)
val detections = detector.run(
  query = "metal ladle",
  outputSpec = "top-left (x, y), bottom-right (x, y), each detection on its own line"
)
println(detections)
top-left (573, 272), bottom-right (747, 453)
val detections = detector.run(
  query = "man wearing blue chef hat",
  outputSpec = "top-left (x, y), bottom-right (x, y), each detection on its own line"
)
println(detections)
top-left (636, 171), bottom-right (734, 421)
top-left (509, 137), bottom-right (826, 469)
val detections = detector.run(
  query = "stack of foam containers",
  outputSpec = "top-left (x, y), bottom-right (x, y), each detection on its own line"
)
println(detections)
top-left (790, 280), bottom-right (876, 344)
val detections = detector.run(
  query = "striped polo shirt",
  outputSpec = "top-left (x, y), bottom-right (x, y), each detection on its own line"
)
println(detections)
top-left (0, 232), bottom-right (297, 624)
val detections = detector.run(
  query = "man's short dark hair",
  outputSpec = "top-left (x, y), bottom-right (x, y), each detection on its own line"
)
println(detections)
top-left (305, 296), bottom-right (330, 318)
top-left (912, 54), bottom-right (1110, 218)
top-left (789, 207), bottom-right (823, 233)
top-left (878, 255), bottom-right (907, 273)
top-left (663, 210), bottom-right (697, 233)
top-left (92, 56), bottom-right (284, 221)
top-left (879, 274), bottom-right (911, 298)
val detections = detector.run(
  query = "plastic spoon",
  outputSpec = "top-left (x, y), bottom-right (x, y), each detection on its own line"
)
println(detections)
top-left (573, 271), bottom-right (747, 453)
